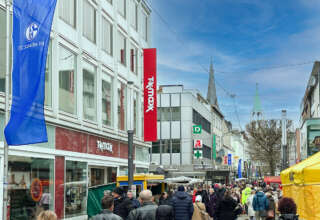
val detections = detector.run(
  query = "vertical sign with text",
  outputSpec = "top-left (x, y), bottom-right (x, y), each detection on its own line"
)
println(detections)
top-left (143, 49), bottom-right (157, 141)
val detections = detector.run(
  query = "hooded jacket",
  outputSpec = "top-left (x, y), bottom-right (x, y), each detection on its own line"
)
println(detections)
top-left (253, 192), bottom-right (269, 211)
top-left (171, 191), bottom-right (194, 220)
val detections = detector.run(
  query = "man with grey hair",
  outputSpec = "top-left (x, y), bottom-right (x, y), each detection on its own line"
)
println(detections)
top-left (127, 190), bottom-right (158, 220)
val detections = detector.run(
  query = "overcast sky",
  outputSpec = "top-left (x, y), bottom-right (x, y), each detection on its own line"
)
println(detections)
top-left (149, 0), bottom-right (320, 129)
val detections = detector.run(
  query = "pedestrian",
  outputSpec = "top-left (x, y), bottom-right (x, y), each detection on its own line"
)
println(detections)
top-left (156, 204), bottom-right (175, 220)
top-left (246, 190), bottom-right (256, 220)
top-left (242, 184), bottom-right (252, 214)
top-left (192, 187), bottom-right (198, 203)
top-left (192, 195), bottom-right (210, 220)
top-left (253, 188), bottom-right (269, 220)
top-left (278, 197), bottom-right (299, 220)
top-left (215, 190), bottom-right (242, 220)
top-left (159, 191), bottom-right (171, 206)
top-left (127, 190), bottom-right (140, 209)
top-left (171, 185), bottom-right (194, 220)
top-left (37, 210), bottom-right (57, 220)
top-left (112, 187), bottom-right (133, 219)
top-left (127, 190), bottom-right (158, 220)
top-left (196, 185), bottom-right (209, 206)
top-left (92, 195), bottom-right (123, 220)
top-left (206, 188), bottom-right (215, 218)
top-left (211, 184), bottom-right (225, 220)
top-left (266, 192), bottom-right (275, 220)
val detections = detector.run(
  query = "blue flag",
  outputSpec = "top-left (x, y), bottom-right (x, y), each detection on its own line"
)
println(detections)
top-left (238, 159), bottom-right (242, 178)
top-left (4, 0), bottom-right (57, 145)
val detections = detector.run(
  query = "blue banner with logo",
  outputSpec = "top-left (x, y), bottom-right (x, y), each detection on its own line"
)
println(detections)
top-left (4, 0), bottom-right (57, 145)
top-left (238, 159), bottom-right (242, 178)
top-left (227, 153), bottom-right (232, 166)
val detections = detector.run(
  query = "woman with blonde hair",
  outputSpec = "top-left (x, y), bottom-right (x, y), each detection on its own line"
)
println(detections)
top-left (37, 210), bottom-right (57, 220)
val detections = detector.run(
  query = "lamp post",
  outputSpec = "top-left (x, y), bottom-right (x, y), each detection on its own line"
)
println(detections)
top-left (3, 0), bottom-right (11, 219)
top-left (281, 110), bottom-right (287, 170)
top-left (127, 81), bottom-right (134, 191)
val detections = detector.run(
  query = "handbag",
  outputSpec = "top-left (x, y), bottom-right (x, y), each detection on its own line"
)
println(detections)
top-left (267, 210), bottom-right (275, 218)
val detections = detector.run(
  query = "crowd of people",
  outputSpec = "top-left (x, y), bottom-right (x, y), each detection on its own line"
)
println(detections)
top-left (35, 181), bottom-right (300, 220)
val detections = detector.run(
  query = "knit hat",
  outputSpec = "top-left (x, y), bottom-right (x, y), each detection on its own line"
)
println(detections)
top-left (178, 185), bottom-right (185, 192)
top-left (195, 195), bottom-right (202, 202)
top-left (113, 187), bottom-right (124, 195)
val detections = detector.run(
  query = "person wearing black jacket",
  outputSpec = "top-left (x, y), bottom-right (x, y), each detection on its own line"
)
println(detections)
top-left (156, 205), bottom-right (174, 220)
top-left (195, 185), bottom-right (209, 205)
top-left (215, 190), bottom-right (242, 220)
top-left (159, 192), bottom-right (171, 206)
top-left (170, 185), bottom-right (194, 220)
top-left (112, 187), bottom-right (133, 219)
top-left (127, 190), bottom-right (158, 220)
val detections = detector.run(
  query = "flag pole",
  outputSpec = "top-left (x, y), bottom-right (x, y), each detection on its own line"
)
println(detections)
top-left (3, 0), bottom-right (11, 219)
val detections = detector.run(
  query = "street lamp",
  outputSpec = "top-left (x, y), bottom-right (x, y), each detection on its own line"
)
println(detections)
top-left (127, 81), bottom-right (134, 191)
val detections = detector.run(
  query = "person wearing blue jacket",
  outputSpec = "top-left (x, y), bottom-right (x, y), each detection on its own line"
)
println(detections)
top-left (170, 185), bottom-right (194, 220)
top-left (253, 188), bottom-right (269, 220)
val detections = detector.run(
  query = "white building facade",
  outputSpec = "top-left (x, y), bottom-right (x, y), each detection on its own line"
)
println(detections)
top-left (0, 0), bottom-right (151, 219)
top-left (151, 85), bottom-right (232, 181)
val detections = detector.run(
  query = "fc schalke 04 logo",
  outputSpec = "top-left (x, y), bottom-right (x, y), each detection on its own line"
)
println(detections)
top-left (26, 23), bottom-right (39, 41)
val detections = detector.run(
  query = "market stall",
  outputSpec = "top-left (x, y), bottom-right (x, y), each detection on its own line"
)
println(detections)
top-left (280, 151), bottom-right (320, 220)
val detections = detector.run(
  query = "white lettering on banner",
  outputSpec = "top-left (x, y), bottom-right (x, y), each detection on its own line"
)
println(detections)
top-left (97, 140), bottom-right (113, 152)
top-left (146, 76), bottom-right (155, 113)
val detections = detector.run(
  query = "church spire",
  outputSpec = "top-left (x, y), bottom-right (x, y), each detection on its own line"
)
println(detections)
top-left (252, 83), bottom-right (263, 120)
top-left (207, 58), bottom-right (219, 108)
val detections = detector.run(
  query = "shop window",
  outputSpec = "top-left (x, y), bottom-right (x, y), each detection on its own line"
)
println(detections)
top-left (203, 144), bottom-right (211, 159)
top-left (0, 8), bottom-right (12, 93)
top-left (118, 82), bottom-right (126, 131)
top-left (101, 16), bottom-right (113, 55)
top-left (118, 0), bottom-right (126, 18)
top-left (107, 167), bottom-right (117, 183)
top-left (102, 75), bottom-right (112, 126)
top-left (171, 107), bottom-right (181, 121)
top-left (59, 45), bottom-right (77, 115)
top-left (65, 161), bottom-right (87, 218)
top-left (136, 146), bottom-right (149, 162)
top-left (130, 0), bottom-right (138, 30)
top-left (45, 42), bottom-right (52, 107)
top-left (8, 156), bottom-right (54, 219)
top-left (59, 0), bottom-right (76, 28)
top-left (130, 44), bottom-right (137, 74)
top-left (141, 11), bottom-right (148, 41)
top-left (83, 61), bottom-right (97, 121)
top-left (152, 141), bottom-right (160, 153)
top-left (172, 139), bottom-right (181, 153)
top-left (118, 32), bottom-right (126, 66)
top-left (83, 0), bottom-right (96, 43)
top-left (90, 168), bottom-right (105, 187)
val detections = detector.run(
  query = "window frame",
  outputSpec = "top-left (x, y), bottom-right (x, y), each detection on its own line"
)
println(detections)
top-left (83, 0), bottom-right (97, 43)
top-left (59, 0), bottom-right (77, 28)
top-left (101, 15), bottom-right (113, 56)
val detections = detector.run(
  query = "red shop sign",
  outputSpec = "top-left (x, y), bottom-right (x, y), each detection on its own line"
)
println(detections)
top-left (143, 48), bottom-right (157, 141)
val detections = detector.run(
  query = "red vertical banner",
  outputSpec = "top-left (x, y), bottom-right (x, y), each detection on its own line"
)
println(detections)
top-left (144, 48), bottom-right (157, 141)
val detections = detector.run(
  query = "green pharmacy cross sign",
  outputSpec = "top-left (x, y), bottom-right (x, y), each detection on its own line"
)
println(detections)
top-left (194, 150), bottom-right (203, 159)
top-left (193, 125), bottom-right (202, 134)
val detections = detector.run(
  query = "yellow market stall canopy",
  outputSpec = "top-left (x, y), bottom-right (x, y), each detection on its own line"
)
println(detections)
top-left (280, 152), bottom-right (320, 220)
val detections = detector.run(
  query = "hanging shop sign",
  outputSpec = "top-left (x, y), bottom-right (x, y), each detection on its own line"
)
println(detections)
top-left (143, 48), bottom-right (157, 141)
top-left (194, 139), bottom-right (203, 149)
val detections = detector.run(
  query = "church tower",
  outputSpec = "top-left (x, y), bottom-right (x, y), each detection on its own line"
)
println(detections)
top-left (252, 83), bottom-right (263, 121)
top-left (207, 58), bottom-right (219, 108)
